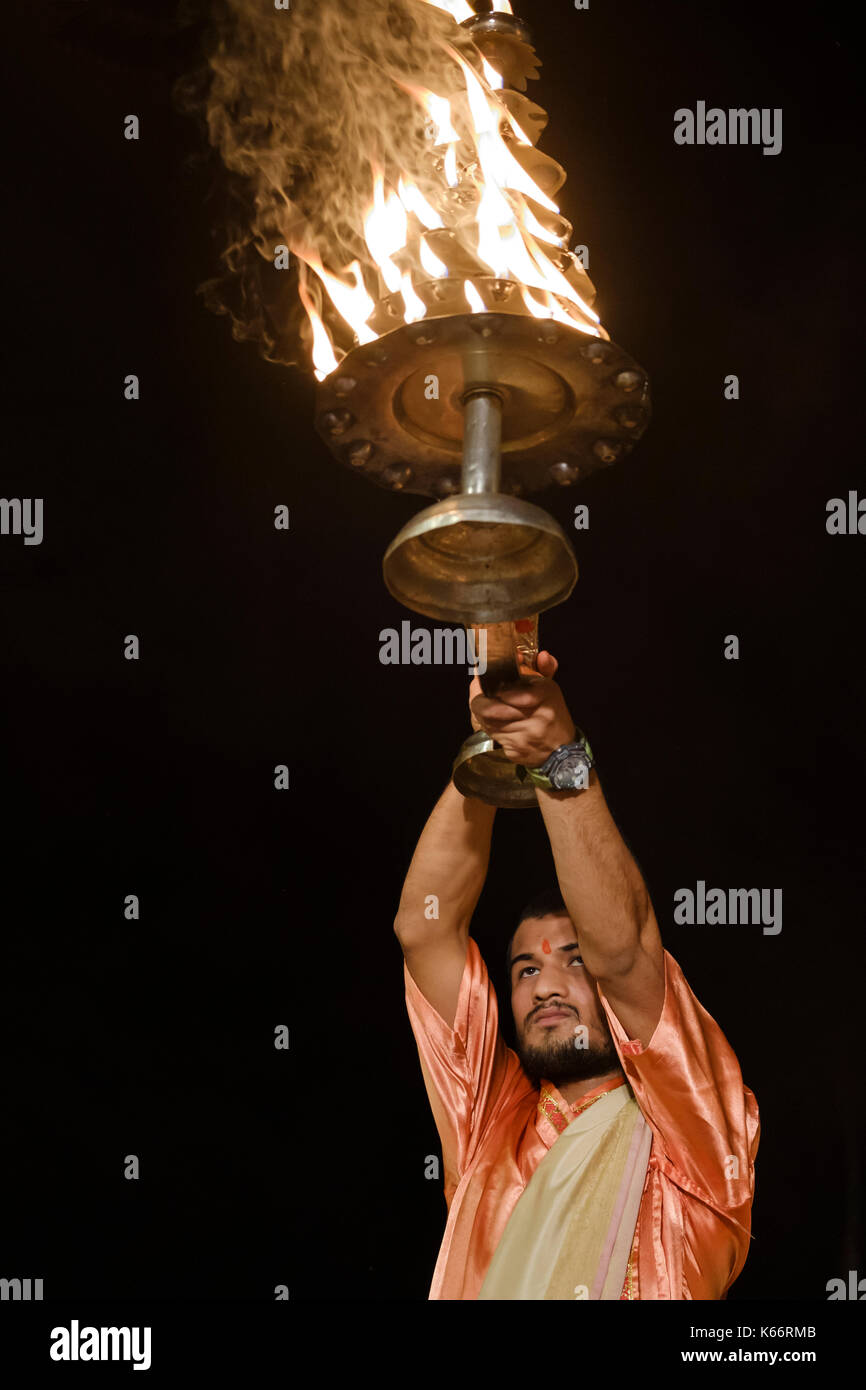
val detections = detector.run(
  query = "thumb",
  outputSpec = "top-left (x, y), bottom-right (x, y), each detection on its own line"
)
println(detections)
top-left (536, 650), bottom-right (559, 679)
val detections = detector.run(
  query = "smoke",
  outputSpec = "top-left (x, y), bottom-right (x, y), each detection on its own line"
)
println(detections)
top-left (175, 0), bottom-right (482, 369)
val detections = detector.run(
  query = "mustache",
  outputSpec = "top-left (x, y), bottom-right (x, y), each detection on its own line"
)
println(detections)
top-left (527, 1002), bottom-right (579, 1025)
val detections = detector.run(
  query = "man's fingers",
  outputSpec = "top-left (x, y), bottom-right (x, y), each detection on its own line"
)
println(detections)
top-left (495, 685), bottom-right (546, 707)
top-left (481, 681), bottom-right (549, 713)
top-left (471, 654), bottom-right (561, 727)
top-left (472, 706), bottom-right (549, 737)
top-left (471, 693), bottom-right (526, 723)
top-left (477, 717), bottom-right (537, 738)
top-left (536, 650), bottom-right (559, 678)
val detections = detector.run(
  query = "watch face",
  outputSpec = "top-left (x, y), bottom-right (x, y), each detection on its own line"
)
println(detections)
top-left (553, 755), bottom-right (590, 790)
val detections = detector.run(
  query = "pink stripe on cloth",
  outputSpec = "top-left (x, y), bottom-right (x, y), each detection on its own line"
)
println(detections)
top-left (590, 1116), bottom-right (649, 1301)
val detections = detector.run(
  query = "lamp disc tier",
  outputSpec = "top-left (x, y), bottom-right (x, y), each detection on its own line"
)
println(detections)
top-left (314, 296), bottom-right (651, 501)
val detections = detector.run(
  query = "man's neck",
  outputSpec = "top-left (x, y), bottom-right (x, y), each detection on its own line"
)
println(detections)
top-left (554, 1068), bottom-right (625, 1108)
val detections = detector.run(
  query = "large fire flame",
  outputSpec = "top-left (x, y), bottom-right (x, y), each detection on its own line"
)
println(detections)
top-left (296, 1), bottom-right (603, 379)
top-left (179, 0), bottom-right (604, 381)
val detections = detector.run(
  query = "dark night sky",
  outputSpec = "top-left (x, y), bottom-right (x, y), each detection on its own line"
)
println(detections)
top-left (1, 0), bottom-right (863, 1307)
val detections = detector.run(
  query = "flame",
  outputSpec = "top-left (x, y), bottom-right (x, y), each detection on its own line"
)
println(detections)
top-left (502, 108), bottom-right (533, 146)
top-left (400, 271), bottom-right (427, 322)
top-left (519, 202), bottom-right (566, 248)
top-left (419, 236), bottom-right (448, 278)
top-left (443, 143), bottom-right (459, 186)
top-left (525, 236), bottom-right (599, 322)
top-left (464, 280), bottom-right (485, 313)
top-left (364, 169), bottom-right (408, 293)
top-left (520, 285), bottom-right (550, 318)
top-left (481, 56), bottom-right (503, 90)
top-left (475, 182), bottom-right (511, 277)
top-left (450, 48), bottom-right (558, 212)
top-left (298, 264), bottom-right (340, 381)
top-left (424, 92), bottom-right (459, 146)
top-left (481, 223), bottom-right (598, 329)
top-left (302, 254), bottom-right (378, 346)
top-left (293, 6), bottom-right (606, 372)
top-left (398, 177), bottom-right (443, 230)
top-left (520, 283), bottom-right (601, 337)
top-left (548, 297), bottom-right (600, 333)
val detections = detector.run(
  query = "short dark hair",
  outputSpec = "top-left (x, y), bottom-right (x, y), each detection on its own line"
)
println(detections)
top-left (504, 886), bottom-right (570, 980)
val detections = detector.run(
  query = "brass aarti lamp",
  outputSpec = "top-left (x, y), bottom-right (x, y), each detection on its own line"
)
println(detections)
top-left (310, 5), bottom-right (651, 805)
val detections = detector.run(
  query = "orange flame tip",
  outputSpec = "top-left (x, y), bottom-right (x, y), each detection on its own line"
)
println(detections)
top-left (297, 265), bottom-right (339, 379)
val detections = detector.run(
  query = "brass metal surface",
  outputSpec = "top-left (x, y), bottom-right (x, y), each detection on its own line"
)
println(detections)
top-left (473, 617), bottom-right (538, 694)
top-left (315, 300), bottom-right (651, 500)
top-left (452, 616), bottom-right (543, 808)
top-left (382, 491), bottom-right (577, 624)
top-left (452, 730), bottom-right (538, 808)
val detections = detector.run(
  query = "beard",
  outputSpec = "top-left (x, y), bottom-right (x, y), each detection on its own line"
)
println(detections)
top-left (516, 1023), bottom-right (623, 1088)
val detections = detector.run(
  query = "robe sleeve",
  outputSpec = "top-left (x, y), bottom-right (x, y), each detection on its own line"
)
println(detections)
top-left (596, 949), bottom-right (760, 1224)
top-left (403, 937), bottom-right (525, 1207)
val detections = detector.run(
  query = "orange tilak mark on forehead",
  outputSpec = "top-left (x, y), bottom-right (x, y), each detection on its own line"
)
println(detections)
top-left (542, 938), bottom-right (552, 953)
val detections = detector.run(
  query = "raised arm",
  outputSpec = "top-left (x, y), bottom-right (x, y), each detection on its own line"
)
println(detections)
top-left (394, 780), bottom-right (496, 1029)
top-left (535, 774), bottom-right (664, 1047)
top-left (470, 652), bottom-right (664, 1048)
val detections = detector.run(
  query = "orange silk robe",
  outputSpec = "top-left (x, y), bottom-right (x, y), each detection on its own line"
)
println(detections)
top-left (404, 939), bottom-right (759, 1300)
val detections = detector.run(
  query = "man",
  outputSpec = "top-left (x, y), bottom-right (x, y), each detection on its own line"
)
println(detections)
top-left (393, 650), bottom-right (759, 1300)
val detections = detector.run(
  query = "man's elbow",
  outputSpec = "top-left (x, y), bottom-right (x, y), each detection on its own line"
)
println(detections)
top-left (393, 913), bottom-right (431, 951)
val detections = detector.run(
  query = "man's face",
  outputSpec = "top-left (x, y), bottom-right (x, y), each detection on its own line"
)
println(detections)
top-left (509, 913), bottom-right (622, 1087)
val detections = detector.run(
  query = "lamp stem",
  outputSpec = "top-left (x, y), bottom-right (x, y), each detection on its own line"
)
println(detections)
top-left (461, 390), bottom-right (502, 495)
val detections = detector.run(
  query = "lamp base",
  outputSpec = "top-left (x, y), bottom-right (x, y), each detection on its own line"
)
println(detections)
top-left (451, 729), bottom-right (538, 809)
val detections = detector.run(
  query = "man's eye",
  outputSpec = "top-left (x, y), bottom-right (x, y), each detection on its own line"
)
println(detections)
top-left (518, 957), bottom-right (582, 978)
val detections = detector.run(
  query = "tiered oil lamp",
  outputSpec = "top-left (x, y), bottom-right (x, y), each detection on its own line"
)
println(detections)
top-left (308, 4), bottom-right (651, 805)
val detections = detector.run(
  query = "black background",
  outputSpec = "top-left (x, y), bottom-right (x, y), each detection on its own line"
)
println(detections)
top-left (1, 0), bottom-right (863, 1308)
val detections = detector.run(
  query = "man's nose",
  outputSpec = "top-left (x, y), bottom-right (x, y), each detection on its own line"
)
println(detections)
top-left (532, 976), bottom-right (567, 1002)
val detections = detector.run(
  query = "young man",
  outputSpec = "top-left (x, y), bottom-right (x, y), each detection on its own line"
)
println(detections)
top-left (394, 650), bottom-right (759, 1300)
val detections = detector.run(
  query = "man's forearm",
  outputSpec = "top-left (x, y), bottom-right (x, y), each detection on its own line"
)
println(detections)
top-left (536, 770), bottom-right (657, 980)
top-left (394, 781), bottom-right (496, 943)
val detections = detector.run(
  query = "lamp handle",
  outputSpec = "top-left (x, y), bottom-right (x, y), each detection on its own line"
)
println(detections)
top-left (469, 616), bottom-right (539, 697)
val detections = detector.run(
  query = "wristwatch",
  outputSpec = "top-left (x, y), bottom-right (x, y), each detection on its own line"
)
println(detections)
top-left (517, 731), bottom-right (595, 791)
